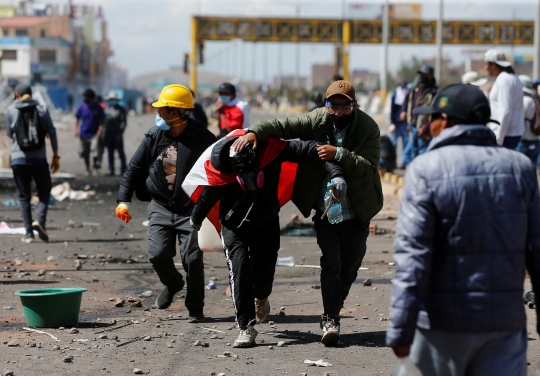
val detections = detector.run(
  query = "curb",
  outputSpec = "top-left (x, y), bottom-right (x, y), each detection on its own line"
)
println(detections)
top-left (379, 170), bottom-right (404, 186)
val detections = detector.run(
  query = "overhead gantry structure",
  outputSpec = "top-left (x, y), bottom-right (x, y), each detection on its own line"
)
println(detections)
top-left (190, 16), bottom-right (535, 89)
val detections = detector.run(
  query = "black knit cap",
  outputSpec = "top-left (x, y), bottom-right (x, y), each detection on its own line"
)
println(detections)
top-left (218, 82), bottom-right (236, 95)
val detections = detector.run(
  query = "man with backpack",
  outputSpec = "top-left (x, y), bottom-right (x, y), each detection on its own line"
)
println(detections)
top-left (517, 75), bottom-right (540, 166)
top-left (6, 83), bottom-right (60, 243)
top-left (115, 84), bottom-right (216, 322)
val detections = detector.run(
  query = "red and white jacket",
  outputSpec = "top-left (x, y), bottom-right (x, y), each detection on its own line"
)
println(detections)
top-left (218, 97), bottom-right (251, 131)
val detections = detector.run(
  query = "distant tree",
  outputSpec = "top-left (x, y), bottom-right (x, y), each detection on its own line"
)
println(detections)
top-left (396, 56), bottom-right (423, 85)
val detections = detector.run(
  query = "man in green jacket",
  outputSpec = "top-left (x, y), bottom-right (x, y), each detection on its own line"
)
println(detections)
top-left (232, 80), bottom-right (383, 346)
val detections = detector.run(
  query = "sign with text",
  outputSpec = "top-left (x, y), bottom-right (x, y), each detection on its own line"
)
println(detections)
top-left (348, 3), bottom-right (421, 20)
top-left (389, 3), bottom-right (422, 19)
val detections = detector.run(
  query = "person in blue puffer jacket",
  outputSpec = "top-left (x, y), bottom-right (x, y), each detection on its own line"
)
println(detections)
top-left (387, 83), bottom-right (540, 376)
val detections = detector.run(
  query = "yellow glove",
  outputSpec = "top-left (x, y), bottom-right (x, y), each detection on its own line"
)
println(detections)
top-left (50, 156), bottom-right (60, 173)
top-left (115, 202), bottom-right (132, 223)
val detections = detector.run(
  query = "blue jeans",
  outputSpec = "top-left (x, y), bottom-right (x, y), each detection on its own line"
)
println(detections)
top-left (402, 127), bottom-right (431, 167)
top-left (502, 135), bottom-right (521, 150)
top-left (517, 140), bottom-right (540, 165)
top-left (394, 328), bottom-right (527, 376)
top-left (390, 122), bottom-right (409, 150)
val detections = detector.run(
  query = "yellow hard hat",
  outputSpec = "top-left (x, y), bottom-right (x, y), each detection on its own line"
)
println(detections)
top-left (152, 84), bottom-right (194, 109)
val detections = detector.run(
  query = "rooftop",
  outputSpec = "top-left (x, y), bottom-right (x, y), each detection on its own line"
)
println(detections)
top-left (0, 16), bottom-right (49, 28)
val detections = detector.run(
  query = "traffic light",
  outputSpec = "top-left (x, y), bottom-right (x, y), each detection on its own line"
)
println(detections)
top-left (183, 53), bottom-right (189, 74)
top-left (198, 41), bottom-right (204, 64)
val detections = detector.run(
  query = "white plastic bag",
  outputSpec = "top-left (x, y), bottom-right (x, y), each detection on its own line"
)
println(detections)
top-left (197, 218), bottom-right (223, 253)
top-left (394, 357), bottom-right (422, 376)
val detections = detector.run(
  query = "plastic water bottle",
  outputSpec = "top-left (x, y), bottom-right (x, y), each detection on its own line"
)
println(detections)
top-left (276, 256), bottom-right (295, 267)
top-left (395, 357), bottom-right (423, 376)
top-left (324, 180), bottom-right (343, 224)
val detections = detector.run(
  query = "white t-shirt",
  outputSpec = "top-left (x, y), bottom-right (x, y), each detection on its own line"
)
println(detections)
top-left (488, 72), bottom-right (525, 145)
top-left (521, 95), bottom-right (539, 141)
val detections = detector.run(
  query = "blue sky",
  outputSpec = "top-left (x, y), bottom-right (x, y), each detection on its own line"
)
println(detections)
top-left (17, 0), bottom-right (540, 80)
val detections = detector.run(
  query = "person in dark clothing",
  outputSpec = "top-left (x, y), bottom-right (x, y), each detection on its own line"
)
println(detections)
top-left (188, 135), bottom-right (346, 348)
top-left (6, 83), bottom-right (60, 243)
top-left (100, 92), bottom-right (127, 176)
top-left (401, 65), bottom-right (438, 167)
top-left (189, 89), bottom-right (209, 127)
top-left (309, 91), bottom-right (325, 112)
top-left (389, 80), bottom-right (409, 153)
top-left (115, 84), bottom-right (216, 323)
top-left (379, 135), bottom-right (397, 172)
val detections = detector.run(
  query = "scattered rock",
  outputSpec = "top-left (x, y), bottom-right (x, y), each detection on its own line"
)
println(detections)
top-left (277, 341), bottom-right (286, 347)
top-left (52, 345), bottom-right (60, 350)
top-left (47, 256), bottom-right (55, 262)
top-left (280, 306), bottom-right (285, 311)
top-left (98, 335), bottom-right (107, 339)
top-left (7, 340), bottom-right (19, 347)
top-left (203, 342), bottom-right (209, 347)
top-left (63, 355), bottom-right (74, 363)
top-left (167, 344), bottom-right (173, 348)
top-left (133, 369), bottom-right (144, 375)
top-left (92, 277), bottom-right (99, 282)
top-left (311, 285), bottom-right (321, 289)
top-left (278, 311), bottom-right (286, 317)
top-left (217, 373), bottom-right (226, 376)
top-left (36, 269), bottom-right (46, 277)
top-left (362, 279), bottom-right (372, 287)
top-left (130, 301), bottom-right (142, 308)
top-left (268, 345), bottom-right (273, 350)
top-left (2, 306), bottom-right (14, 311)
top-left (143, 336), bottom-right (151, 341)
top-left (74, 260), bottom-right (82, 270)
top-left (4, 370), bottom-right (14, 376)
top-left (194, 340), bottom-right (202, 346)
top-left (140, 290), bottom-right (153, 298)
top-left (362, 317), bottom-right (369, 320)
top-left (29, 342), bottom-right (36, 347)
top-left (268, 321), bottom-right (275, 325)
top-left (373, 287), bottom-right (378, 290)
top-left (114, 298), bottom-right (125, 307)
top-left (68, 328), bottom-right (79, 334)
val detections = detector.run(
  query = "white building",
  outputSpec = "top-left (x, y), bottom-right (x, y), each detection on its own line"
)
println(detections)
top-left (0, 36), bottom-right (71, 86)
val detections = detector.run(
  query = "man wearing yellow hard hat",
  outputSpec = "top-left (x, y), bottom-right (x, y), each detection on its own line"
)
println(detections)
top-left (115, 84), bottom-right (216, 322)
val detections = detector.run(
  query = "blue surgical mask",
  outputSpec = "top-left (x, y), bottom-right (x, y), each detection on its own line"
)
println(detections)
top-left (155, 115), bottom-right (170, 131)
top-left (219, 95), bottom-right (231, 105)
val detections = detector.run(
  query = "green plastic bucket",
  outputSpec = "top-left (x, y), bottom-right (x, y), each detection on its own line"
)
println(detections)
top-left (14, 288), bottom-right (87, 328)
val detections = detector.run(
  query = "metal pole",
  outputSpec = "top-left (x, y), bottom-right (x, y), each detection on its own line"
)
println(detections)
top-left (435, 0), bottom-right (443, 83)
top-left (294, 3), bottom-right (300, 88)
top-left (534, 0), bottom-right (540, 80)
top-left (277, 43), bottom-right (282, 88)
top-left (342, 20), bottom-right (350, 81)
top-left (252, 42), bottom-right (256, 85)
top-left (190, 17), bottom-right (198, 91)
top-left (380, 0), bottom-right (389, 105)
top-left (263, 43), bottom-right (268, 84)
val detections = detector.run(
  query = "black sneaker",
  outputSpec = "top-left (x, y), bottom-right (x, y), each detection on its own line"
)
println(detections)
top-left (155, 280), bottom-right (185, 309)
top-left (21, 233), bottom-right (34, 243)
top-left (187, 311), bottom-right (205, 323)
top-left (31, 221), bottom-right (48, 242)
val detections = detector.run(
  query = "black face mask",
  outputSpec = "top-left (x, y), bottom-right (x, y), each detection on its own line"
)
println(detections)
top-left (331, 114), bottom-right (352, 130)
top-left (420, 75), bottom-right (430, 85)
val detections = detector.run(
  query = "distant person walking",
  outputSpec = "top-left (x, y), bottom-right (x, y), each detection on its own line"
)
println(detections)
top-left (387, 83), bottom-right (540, 376)
top-left (100, 91), bottom-right (128, 176)
top-left (389, 80), bottom-right (409, 157)
top-left (215, 83), bottom-right (250, 137)
top-left (400, 65), bottom-right (438, 167)
top-left (485, 49), bottom-right (525, 149)
top-left (75, 89), bottom-right (105, 176)
top-left (6, 84), bottom-right (60, 243)
top-left (517, 75), bottom-right (540, 165)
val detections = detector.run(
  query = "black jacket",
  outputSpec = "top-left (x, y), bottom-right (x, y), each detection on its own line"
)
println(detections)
top-left (117, 119), bottom-right (216, 214)
top-left (191, 139), bottom-right (344, 229)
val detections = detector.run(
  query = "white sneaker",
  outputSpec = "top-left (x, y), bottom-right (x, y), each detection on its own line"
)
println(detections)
top-left (233, 323), bottom-right (258, 348)
top-left (320, 315), bottom-right (340, 346)
top-left (255, 297), bottom-right (270, 323)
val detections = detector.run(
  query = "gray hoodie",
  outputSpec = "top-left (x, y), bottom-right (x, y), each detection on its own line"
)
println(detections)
top-left (6, 99), bottom-right (58, 165)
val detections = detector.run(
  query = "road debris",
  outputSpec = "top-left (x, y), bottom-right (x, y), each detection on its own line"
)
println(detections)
top-left (304, 359), bottom-right (333, 367)
top-left (362, 279), bottom-right (372, 286)
top-left (6, 340), bottom-right (19, 347)
top-left (23, 327), bottom-right (59, 341)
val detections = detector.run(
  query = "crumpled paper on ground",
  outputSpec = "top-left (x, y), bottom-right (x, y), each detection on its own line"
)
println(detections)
top-left (304, 359), bottom-right (333, 367)
top-left (51, 182), bottom-right (95, 202)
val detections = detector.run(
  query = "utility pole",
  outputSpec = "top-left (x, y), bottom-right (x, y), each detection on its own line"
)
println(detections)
top-left (294, 2), bottom-right (300, 89)
top-left (435, 0), bottom-right (443, 83)
top-left (380, 0), bottom-right (389, 105)
top-left (534, 0), bottom-right (540, 80)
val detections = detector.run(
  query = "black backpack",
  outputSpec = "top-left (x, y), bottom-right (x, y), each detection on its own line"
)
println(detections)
top-left (14, 105), bottom-right (47, 151)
